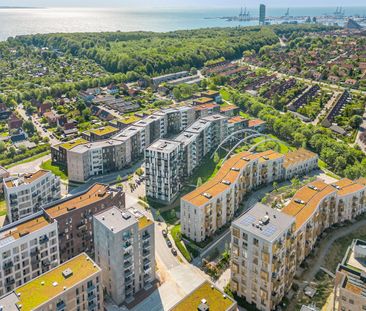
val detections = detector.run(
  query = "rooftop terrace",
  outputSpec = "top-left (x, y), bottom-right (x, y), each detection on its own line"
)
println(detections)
top-left (5, 170), bottom-right (50, 188)
top-left (14, 253), bottom-right (100, 310)
top-left (170, 281), bottom-right (236, 311)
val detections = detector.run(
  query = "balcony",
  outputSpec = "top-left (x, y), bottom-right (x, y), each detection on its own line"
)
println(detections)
top-left (56, 301), bottom-right (66, 311)
top-left (40, 236), bottom-right (49, 244)
top-left (3, 261), bottom-right (13, 269)
top-left (124, 253), bottom-right (132, 261)
top-left (142, 233), bottom-right (150, 241)
top-left (87, 284), bottom-right (96, 292)
top-left (124, 260), bottom-right (132, 268)
top-left (5, 278), bottom-right (15, 286)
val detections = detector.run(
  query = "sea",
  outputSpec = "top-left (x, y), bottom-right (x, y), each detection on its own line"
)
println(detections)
top-left (0, 6), bottom-right (366, 41)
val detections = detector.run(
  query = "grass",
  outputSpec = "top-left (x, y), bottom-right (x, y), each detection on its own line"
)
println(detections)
top-left (171, 224), bottom-right (192, 262)
top-left (318, 159), bottom-right (341, 180)
top-left (90, 125), bottom-right (119, 136)
top-left (5, 151), bottom-right (50, 169)
top-left (295, 271), bottom-right (333, 311)
top-left (323, 222), bottom-right (366, 273)
top-left (40, 159), bottom-right (68, 181)
top-left (172, 281), bottom-right (235, 311)
top-left (0, 199), bottom-right (6, 216)
top-left (220, 88), bottom-right (231, 101)
top-left (161, 207), bottom-right (179, 225)
top-left (59, 138), bottom-right (88, 150)
top-left (15, 253), bottom-right (98, 310)
top-left (252, 134), bottom-right (294, 154)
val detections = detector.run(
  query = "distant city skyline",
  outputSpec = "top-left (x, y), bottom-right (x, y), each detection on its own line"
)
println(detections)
top-left (2, 0), bottom-right (366, 8)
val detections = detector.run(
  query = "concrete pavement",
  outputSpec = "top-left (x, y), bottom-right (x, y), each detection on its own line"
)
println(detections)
top-left (8, 154), bottom-right (51, 175)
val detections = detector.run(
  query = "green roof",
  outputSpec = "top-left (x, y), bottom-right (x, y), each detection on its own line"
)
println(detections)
top-left (170, 281), bottom-right (236, 311)
top-left (90, 125), bottom-right (119, 136)
top-left (59, 138), bottom-right (88, 150)
top-left (119, 115), bottom-right (142, 124)
top-left (15, 253), bottom-right (100, 310)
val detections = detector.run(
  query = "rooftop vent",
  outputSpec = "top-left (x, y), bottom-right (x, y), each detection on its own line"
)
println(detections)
top-left (261, 215), bottom-right (270, 225)
top-left (231, 167), bottom-right (240, 172)
top-left (308, 185), bottom-right (319, 191)
top-left (203, 193), bottom-right (212, 199)
top-left (198, 299), bottom-right (209, 311)
top-left (122, 212), bottom-right (131, 220)
top-left (332, 184), bottom-right (341, 190)
top-left (52, 282), bottom-right (58, 287)
top-left (262, 156), bottom-right (270, 160)
top-left (67, 206), bottom-right (76, 211)
top-left (242, 157), bottom-right (250, 162)
top-left (222, 180), bottom-right (231, 185)
top-left (294, 199), bottom-right (305, 204)
top-left (62, 268), bottom-right (73, 279)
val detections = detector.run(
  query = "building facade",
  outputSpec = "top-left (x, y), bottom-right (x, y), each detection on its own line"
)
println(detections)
top-left (4, 170), bottom-right (61, 223)
top-left (44, 183), bottom-right (125, 263)
top-left (94, 207), bottom-right (155, 305)
top-left (0, 213), bottom-right (59, 297)
top-left (230, 178), bottom-right (366, 311)
top-left (0, 253), bottom-right (103, 311)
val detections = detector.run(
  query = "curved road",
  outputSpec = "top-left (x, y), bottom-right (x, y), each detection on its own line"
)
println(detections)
top-left (289, 217), bottom-right (366, 310)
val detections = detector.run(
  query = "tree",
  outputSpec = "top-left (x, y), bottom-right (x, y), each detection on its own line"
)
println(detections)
top-left (349, 115), bottom-right (363, 129)
top-left (197, 177), bottom-right (203, 187)
top-left (272, 181), bottom-right (279, 192)
top-left (213, 152), bottom-right (220, 164)
top-left (82, 108), bottom-right (91, 121)
top-left (23, 120), bottom-right (36, 136)
top-left (0, 142), bottom-right (6, 153)
top-left (136, 168), bottom-right (144, 176)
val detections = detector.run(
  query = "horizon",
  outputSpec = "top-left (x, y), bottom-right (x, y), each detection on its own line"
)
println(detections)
top-left (2, 1), bottom-right (366, 9)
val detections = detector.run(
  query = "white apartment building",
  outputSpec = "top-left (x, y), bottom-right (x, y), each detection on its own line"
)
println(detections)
top-left (231, 178), bottom-right (366, 311)
top-left (0, 253), bottom-right (103, 311)
top-left (0, 212), bottom-right (59, 296)
top-left (283, 148), bottom-right (319, 180)
top-left (3, 170), bottom-right (61, 223)
top-left (145, 140), bottom-right (183, 203)
top-left (93, 207), bottom-right (155, 305)
top-left (181, 150), bottom-right (284, 242)
top-left (231, 204), bottom-right (296, 311)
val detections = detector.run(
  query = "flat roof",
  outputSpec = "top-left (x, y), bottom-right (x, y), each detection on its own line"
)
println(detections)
top-left (248, 119), bottom-right (266, 127)
top-left (228, 116), bottom-right (248, 124)
top-left (174, 132), bottom-right (198, 147)
top-left (147, 139), bottom-right (180, 153)
top-left (220, 104), bottom-right (238, 112)
top-left (90, 125), bottom-right (119, 136)
top-left (170, 281), bottom-right (236, 311)
top-left (58, 138), bottom-right (88, 150)
top-left (118, 115), bottom-right (142, 124)
top-left (193, 103), bottom-right (219, 111)
top-left (44, 184), bottom-right (111, 218)
top-left (233, 203), bottom-right (295, 242)
top-left (14, 253), bottom-right (100, 310)
top-left (194, 97), bottom-right (214, 104)
top-left (94, 207), bottom-right (153, 232)
top-left (185, 119), bottom-right (211, 134)
top-left (182, 150), bottom-right (282, 207)
top-left (0, 214), bottom-right (53, 244)
top-left (5, 170), bottom-right (50, 188)
top-left (201, 114), bottom-right (227, 122)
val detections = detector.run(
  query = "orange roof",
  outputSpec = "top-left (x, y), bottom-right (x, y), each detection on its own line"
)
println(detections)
top-left (282, 180), bottom-right (335, 231)
top-left (1, 215), bottom-right (52, 240)
top-left (194, 97), bottom-right (214, 104)
top-left (182, 150), bottom-right (282, 207)
top-left (283, 148), bottom-right (318, 169)
top-left (345, 280), bottom-right (362, 295)
top-left (335, 178), bottom-right (366, 196)
top-left (220, 104), bottom-right (238, 112)
top-left (356, 177), bottom-right (366, 186)
top-left (248, 119), bottom-right (266, 128)
top-left (228, 116), bottom-right (247, 124)
top-left (5, 170), bottom-right (49, 188)
top-left (193, 103), bottom-right (219, 111)
top-left (45, 184), bottom-right (110, 218)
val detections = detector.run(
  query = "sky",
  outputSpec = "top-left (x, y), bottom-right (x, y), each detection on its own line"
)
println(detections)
top-left (2, 0), bottom-right (366, 8)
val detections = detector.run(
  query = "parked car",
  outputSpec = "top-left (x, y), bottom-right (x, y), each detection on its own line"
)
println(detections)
top-left (166, 239), bottom-right (172, 248)
top-left (171, 248), bottom-right (177, 256)
top-left (162, 230), bottom-right (167, 238)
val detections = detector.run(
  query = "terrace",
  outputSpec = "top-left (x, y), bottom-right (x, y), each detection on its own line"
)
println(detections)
top-left (14, 253), bottom-right (100, 310)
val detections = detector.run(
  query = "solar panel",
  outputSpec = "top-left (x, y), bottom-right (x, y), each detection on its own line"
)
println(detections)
top-left (240, 215), bottom-right (256, 227)
top-left (262, 224), bottom-right (277, 237)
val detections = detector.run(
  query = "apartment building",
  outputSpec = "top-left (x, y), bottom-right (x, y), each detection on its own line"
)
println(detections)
top-left (230, 178), bottom-right (366, 311)
top-left (0, 212), bottom-right (59, 297)
top-left (82, 125), bottom-right (120, 142)
top-left (283, 148), bottom-right (318, 180)
top-left (44, 183), bottom-right (125, 263)
top-left (0, 253), bottom-right (103, 311)
top-left (334, 239), bottom-right (366, 311)
top-left (145, 140), bottom-right (183, 203)
top-left (94, 207), bottom-right (155, 305)
top-left (4, 170), bottom-right (61, 223)
top-left (169, 280), bottom-right (237, 311)
top-left (181, 148), bottom-right (319, 243)
top-left (181, 150), bottom-right (284, 242)
top-left (227, 116), bottom-right (249, 138)
top-left (51, 138), bottom-right (88, 168)
top-left (64, 106), bottom-right (196, 183)
top-left (230, 204), bottom-right (296, 311)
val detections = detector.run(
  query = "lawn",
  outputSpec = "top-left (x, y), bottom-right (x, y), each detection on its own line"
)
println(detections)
top-left (40, 159), bottom-right (68, 181)
top-left (252, 134), bottom-right (294, 154)
top-left (220, 88), bottom-right (231, 101)
top-left (171, 224), bottom-right (192, 262)
top-left (295, 271), bottom-right (334, 311)
top-left (5, 151), bottom-right (50, 169)
top-left (0, 199), bottom-right (7, 216)
top-left (323, 221), bottom-right (366, 273)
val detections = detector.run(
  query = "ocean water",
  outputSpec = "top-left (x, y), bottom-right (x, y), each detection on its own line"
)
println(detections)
top-left (0, 6), bottom-right (365, 41)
